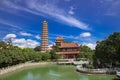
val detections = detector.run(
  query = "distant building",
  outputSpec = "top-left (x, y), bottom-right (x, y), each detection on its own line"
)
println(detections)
top-left (55, 37), bottom-right (80, 59)
top-left (40, 21), bottom-right (48, 52)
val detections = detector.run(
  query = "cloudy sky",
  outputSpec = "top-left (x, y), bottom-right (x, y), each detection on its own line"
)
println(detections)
top-left (0, 0), bottom-right (120, 49)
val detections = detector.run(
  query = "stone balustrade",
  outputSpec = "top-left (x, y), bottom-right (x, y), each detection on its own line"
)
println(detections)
top-left (76, 66), bottom-right (116, 74)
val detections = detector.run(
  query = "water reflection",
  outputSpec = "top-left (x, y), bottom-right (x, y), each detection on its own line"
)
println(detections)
top-left (48, 70), bottom-right (61, 77)
top-left (22, 72), bottom-right (41, 80)
top-left (112, 77), bottom-right (120, 80)
top-left (0, 65), bottom-right (115, 80)
top-left (79, 76), bottom-right (89, 80)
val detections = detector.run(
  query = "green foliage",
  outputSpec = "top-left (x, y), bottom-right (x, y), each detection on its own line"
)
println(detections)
top-left (86, 51), bottom-right (95, 61)
top-left (50, 50), bottom-right (60, 60)
top-left (41, 52), bottom-right (51, 61)
top-left (0, 41), bottom-right (43, 68)
top-left (77, 45), bottom-right (94, 61)
top-left (50, 50), bottom-right (56, 59)
top-left (76, 53), bottom-right (86, 60)
top-left (32, 52), bottom-right (42, 62)
top-left (82, 64), bottom-right (87, 68)
top-left (54, 45), bottom-right (59, 52)
top-left (94, 32), bottom-right (120, 67)
top-left (80, 45), bottom-right (92, 52)
top-left (0, 41), bottom-right (7, 49)
top-left (88, 64), bottom-right (94, 69)
top-left (57, 59), bottom-right (69, 62)
top-left (34, 46), bottom-right (40, 51)
top-left (50, 45), bottom-right (60, 60)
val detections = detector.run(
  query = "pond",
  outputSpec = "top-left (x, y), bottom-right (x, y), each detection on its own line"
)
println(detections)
top-left (0, 65), bottom-right (116, 80)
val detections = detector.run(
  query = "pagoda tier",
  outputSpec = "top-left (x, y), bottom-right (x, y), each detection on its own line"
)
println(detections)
top-left (40, 21), bottom-right (48, 52)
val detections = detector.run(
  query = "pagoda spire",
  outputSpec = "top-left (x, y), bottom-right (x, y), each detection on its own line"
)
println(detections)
top-left (40, 21), bottom-right (48, 52)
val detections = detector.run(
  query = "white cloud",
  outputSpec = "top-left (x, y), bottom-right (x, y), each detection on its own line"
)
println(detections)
top-left (20, 32), bottom-right (32, 36)
top-left (35, 35), bottom-right (40, 39)
top-left (13, 38), bottom-right (39, 48)
top-left (48, 44), bottom-right (53, 50)
top-left (55, 32), bottom-right (92, 40)
top-left (61, 35), bottom-right (79, 39)
top-left (68, 6), bottom-right (74, 15)
top-left (68, 10), bottom-right (74, 15)
top-left (49, 40), bottom-right (54, 45)
top-left (3, 33), bottom-right (39, 48)
top-left (82, 43), bottom-right (96, 50)
top-left (0, 0), bottom-right (89, 30)
top-left (13, 38), bottom-right (26, 43)
top-left (4, 34), bottom-right (16, 39)
top-left (80, 32), bottom-right (91, 37)
top-left (56, 15), bottom-right (88, 29)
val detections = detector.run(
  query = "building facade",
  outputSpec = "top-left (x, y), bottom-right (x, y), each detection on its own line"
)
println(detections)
top-left (55, 37), bottom-right (80, 59)
top-left (40, 21), bottom-right (48, 52)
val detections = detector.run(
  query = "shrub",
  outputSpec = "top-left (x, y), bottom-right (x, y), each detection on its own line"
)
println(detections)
top-left (41, 52), bottom-right (51, 61)
top-left (88, 64), bottom-right (94, 69)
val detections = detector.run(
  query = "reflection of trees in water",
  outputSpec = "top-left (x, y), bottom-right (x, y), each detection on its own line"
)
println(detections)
top-left (79, 76), bottom-right (89, 80)
top-left (112, 77), bottom-right (120, 80)
top-left (48, 70), bottom-right (61, 77)
top-left (22, 72), bottom-right (41, 80)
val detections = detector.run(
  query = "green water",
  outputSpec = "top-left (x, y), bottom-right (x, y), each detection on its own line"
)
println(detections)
top-left (0, 65), bottom-right (116, 80)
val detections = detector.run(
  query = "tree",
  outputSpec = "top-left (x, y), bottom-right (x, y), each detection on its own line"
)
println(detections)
top-left (34, 46), bottom-right (40, 51)
top-left (50, 50), bottom-right (60, 60)
top-left (77, 45), bottom-right (94, 61)
top-left (53, 45), bottom-right (59, 52)
top-left (32, 52), bottom-right (42, 62)
top-left (50, 45), bottom-right (60, 60)
top-left (41, 52), bottom-right (51, 61)
top-left (80, 45), bottom-right (92, 52)
top-left (94, 32), bottom-right (120, 68)
top-left (0, 41), bottom-right (7, 49)
top-left (0, 40), bottom-right (43, 68)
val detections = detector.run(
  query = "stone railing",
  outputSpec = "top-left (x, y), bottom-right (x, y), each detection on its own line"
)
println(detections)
top-left (116, 71), bottom-right (120, 77)
top-left (73, 61), bottom-right (89, 65)
top-left (76, 66), bottom-right (116, 74)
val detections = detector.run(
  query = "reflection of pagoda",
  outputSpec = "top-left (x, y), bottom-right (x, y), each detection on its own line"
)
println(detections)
top-left (40, 21), bottom-right (48, 52)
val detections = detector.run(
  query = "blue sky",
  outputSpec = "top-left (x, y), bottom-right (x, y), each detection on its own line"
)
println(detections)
top-left (0, 0), bottom-right (120, 49)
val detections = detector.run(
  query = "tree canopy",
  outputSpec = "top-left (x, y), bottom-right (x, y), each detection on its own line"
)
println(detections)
top-left (94, 32), bottom-right (120, 67)
top-left (77, 45), bottom-right (94, 61)
top-left (34, 46), bottom-right (40, 51)
top-left (0, 40), bottom-right (51, 68)
top-left (50, 45), bottom-right (60, 60)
